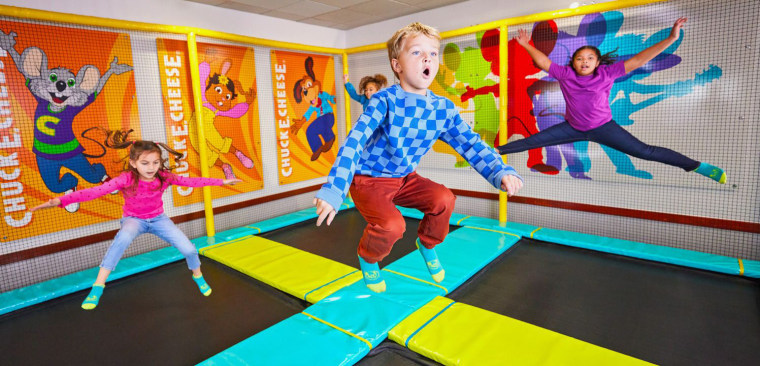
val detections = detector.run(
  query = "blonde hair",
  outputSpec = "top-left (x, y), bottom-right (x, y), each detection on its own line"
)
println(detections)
top-left (386, 22), bottom-right (441, 78)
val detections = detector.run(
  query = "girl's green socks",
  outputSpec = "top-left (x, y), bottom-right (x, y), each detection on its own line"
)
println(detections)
top-left (694, 162), bottom-right (726, 184)
top-left (193, 274), bottom-right (212, 296)
top-left (81, 284), bottom-right (105, 310)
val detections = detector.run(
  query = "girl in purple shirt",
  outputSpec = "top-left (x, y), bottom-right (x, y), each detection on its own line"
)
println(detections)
top-left (499, 18), bottom-right (725, 184)
top-left (31, 130), bottom-right (241, 310)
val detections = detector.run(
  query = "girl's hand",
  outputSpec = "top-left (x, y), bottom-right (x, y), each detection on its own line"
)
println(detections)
top-left (501, 175), bottom-right (524, 197)
top-left (343, 74), bottom-right (349, 83)
top-left (514, 29), bottom-right (531, 47)
top-left (30, 198), bottom-right (61, 212)
top-left (223, 178), bottom-right (242, 185)
top-left (669, 17), bottom-right (687, 41)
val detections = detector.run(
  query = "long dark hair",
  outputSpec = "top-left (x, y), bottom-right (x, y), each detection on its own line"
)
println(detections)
top-left (569, 45), bottom-right (618, 68)
top-left (104, 129), bottom-right (183, 195)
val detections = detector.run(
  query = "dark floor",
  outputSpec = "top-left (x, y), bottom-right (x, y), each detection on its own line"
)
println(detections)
top-left (0, 259), bottom-right (306, 365)
top-left (259, 208), bottom-right (459, 268)
top-left (449, 238), bottom-right (760, 366)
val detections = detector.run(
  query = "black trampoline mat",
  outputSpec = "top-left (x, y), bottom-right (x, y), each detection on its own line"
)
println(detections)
top-left (259, 208), bottom-right (459, 268)
top-left (448, 238), bottom-right (760, 365)
top-left (356, 340), bottom-right (441, 366)
top-left (0, 258), bottom-right (306, 365)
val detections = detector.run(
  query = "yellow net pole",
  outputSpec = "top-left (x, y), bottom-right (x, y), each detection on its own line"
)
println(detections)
top-left (345, 0), bottom-right (667, 54)
top-left (498, 24), bottom-right (509, 225)
top-left (342, 52), bottom-right (353, 134)
top-left (186, 32), bottom-right (216, 237)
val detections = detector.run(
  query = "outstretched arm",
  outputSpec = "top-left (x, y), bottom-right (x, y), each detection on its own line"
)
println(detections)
top-left (514, 29), bottom-right (551, 72)
top-left (95, 57), bottom-right (133, 93)
top-left (624, 18), bottom-right (686, 73)
top-left (0, 31), bottom-right (21, 68)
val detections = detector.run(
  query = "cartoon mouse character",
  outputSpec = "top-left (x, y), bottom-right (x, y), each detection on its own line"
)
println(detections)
top-left (0, 30), bottom-right (132, 212)
top-left (291, 56), bottom-right (336, 161)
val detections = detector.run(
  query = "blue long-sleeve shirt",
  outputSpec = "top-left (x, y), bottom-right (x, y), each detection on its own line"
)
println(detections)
top-left (344, 82), bottom-right (370, 111)
top-left (316, 84), bottom-right (523, 212)
top-left (303, 91), bottom-right (335, 120)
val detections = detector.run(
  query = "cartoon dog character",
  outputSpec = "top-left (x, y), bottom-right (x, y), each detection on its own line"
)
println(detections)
top-left (0, 30), bottom-right (132, 212)
top-left (188, 51), bottom-right (256, 180)
top-left (291, 56), bottom-right (336, 161)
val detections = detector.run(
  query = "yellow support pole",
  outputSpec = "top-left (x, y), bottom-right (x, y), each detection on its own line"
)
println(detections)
top-left (0, 5), bottom-right (343, 55)
top-left (345, 0), bottom-right (667, 54)
top-left (498, 24), bottom-right (509, 225)
top-left (186, 32), bottom-right (216, 237)
top-left (342, 52), bottom-right (353, 134)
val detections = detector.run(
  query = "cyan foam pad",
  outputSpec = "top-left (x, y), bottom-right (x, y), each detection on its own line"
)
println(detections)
top-left (384, 226), bottom-right (522, 293)
top-left (304, 271), bottom-right (446, 347)
top-left (742, 259), bottom-right (760, 278)
top-left (0, 246), bottom-right (183, 316)
top-left (199, 272), bottom-right (445, 365)
top-left (532, 228), bottom-right (752, 277)
top-left (198, 312), bottom-right (370, 366)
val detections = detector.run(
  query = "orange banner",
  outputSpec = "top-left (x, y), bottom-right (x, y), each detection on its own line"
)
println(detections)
top-left (156, 40), bottom-right (263, 207)
top-left (0, 21), bottom-right (137, 243)
top-left (270, 50), bottom-right (337, 185)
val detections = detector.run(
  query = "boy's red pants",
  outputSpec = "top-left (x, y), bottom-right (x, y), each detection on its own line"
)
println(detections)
top-left (349, 172), bottom-right (456, 263)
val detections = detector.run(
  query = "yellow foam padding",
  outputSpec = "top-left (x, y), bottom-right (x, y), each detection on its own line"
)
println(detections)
top-left (390, 297), bottom-right (653, 366)
top-left (200, 236), bottom-right (362, 303)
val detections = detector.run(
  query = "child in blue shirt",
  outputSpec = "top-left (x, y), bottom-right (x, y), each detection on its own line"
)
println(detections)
top-left (343, 73), bottom-right (388, 111)
top-left (314, 23), bottom-right (524, 293)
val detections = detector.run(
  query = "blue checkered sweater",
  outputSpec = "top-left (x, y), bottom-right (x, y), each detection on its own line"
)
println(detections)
top-left (316, 84), bottom-right (522, 212)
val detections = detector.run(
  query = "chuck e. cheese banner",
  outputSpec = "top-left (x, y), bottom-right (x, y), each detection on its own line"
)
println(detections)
top-left (270, 50), bottom-right (337, 185)
top-left (156, 39), bottom-right (263, 207)
top-left (0, 20), bottom-right (136, 243)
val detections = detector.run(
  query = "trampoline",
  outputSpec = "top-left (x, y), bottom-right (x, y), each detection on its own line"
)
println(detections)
top-left (2, 203), bottom-right (758, 365)
top-left (0, 259), bottom-right (306, 365)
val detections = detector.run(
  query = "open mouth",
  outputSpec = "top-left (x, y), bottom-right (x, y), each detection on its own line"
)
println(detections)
top-left (423, 67), bottom-right (431, 77)
top-left (217, 101), bottom-right (223, 107)
top-left (49, 93), bottom-right (69, 104)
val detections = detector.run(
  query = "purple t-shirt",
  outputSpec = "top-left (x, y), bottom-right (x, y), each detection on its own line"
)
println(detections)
top-left (548, 61), bottom-right (627, 131)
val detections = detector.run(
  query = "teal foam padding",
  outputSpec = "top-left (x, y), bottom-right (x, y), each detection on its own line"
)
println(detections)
top-left (456, 216), bottom-right (539, 237)
top-left (742, 260), bottom-right (760, 278)
top-left (0, 246), bottom-right (183, 316)
top-left (303, 271), bottom-right (446, 348)
top-left (199, 312), bottom-right (370, 366)
top-left (384, 226), bottom-right (521, 294)
top-left (532, 228), bottom-right (750, 277)
top-left (395, 205), bottom-right (424, 220)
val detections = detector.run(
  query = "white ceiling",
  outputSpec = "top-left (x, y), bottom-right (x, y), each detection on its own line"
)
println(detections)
top-left (186, 0), bottom-right (467, 30)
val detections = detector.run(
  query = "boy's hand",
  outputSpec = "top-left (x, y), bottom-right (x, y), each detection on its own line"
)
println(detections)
top-left (669, 17), bottom-right (687, 41)
top-left (343, 74), bottom-right (349, 83)
top-left (223, 178), bottom-right (242, 185)
top-left (501, 175), bottom-right (523, 197)
top-left (314, 198), bottom-right (336, 226)
top-left (30, 198), bottom-right (61, 212)
top-left (514, 29), bottom-right (531, 47)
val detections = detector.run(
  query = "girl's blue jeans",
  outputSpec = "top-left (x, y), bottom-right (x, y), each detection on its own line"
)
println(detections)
top-left (101, 214), bottom-right (200, 271)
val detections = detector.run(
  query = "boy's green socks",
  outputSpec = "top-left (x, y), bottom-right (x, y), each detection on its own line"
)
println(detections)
top-left (193, 274), bottom-right (212, 296)
top-left (417, 238), bottom-right (445, 283)
top-left (694, 162), bottom-right (726, 184)
top-left (81, 284), bottom-right (105, 310)
top-left (358, 256), bottom-right (386, 293)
